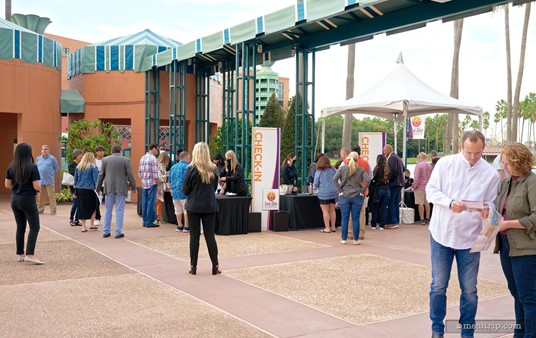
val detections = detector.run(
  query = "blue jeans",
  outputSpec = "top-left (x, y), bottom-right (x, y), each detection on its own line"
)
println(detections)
top-left (371, 186), bottom-right (390, 228)
top-left (339, 195), bottom-right (364, 241)
top-left (388, 185), bottom-right (402, 224)
top-left (103, 193), bottom-right (126, 236)
top-left (499, 234), bottom-right (536, 338)
top-left (430, 235), bottom-right (480, 337)
top-left (142, 184), bottom-right (157, 226)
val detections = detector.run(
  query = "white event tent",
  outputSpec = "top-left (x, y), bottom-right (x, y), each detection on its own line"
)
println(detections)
top-left (320, 55), bottom-right (483, 162)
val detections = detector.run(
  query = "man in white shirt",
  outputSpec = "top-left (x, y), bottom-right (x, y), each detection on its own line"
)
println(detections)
top-left (426, 131), bottom-right (500, 338)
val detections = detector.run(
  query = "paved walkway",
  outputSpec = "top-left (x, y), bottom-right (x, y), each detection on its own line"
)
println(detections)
top-left (0, 196), bottom-right (514, 337)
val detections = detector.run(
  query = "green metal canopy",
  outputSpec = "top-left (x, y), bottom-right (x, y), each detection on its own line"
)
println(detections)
top-left (60, 89), bottom-right (85, 114)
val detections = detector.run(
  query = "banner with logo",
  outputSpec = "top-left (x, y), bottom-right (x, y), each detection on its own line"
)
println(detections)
top-left (359, 132), bottom-right (385, 165)
top-left (409, 116), bottom-right (425, 139)
top-left (251, 128), bottom-right (280, 230)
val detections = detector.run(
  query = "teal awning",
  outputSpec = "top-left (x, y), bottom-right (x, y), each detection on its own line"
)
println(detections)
top-left (60, 89), bottom-right (84, 114)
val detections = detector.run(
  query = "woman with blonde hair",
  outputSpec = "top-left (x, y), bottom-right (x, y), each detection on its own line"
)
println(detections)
top-left (182, 142), bottom-right (221, 275)
top-left (74, 152), bottom-right (99, 232)
top-left (333, 151), bottom-right (370, 245)
top-left (155, 151), bottom-right (170, 224)
top-left (494, 143), bottom-right (536, 336)
top-left (219, 149), bottom-right (247, 196)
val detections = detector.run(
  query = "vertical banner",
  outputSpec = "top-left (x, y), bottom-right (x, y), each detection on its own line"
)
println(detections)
top-left (359, 132), bottom-right (385, 165)
top-left (251, 127), bottom-right (280, 230)
top-left (409, 116), bottom-right (425, 140)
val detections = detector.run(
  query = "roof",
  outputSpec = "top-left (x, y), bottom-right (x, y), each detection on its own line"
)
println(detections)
top-left (0, 17), bottom-right (62, 70)
top-left (142, 0), bottom-right (530, 72)
top-left (60, 89), bottom-right (85, 114)
top-left (68, 29), bottom-right (181, 77)
top-left (321, 60), bottom-right (483, 119)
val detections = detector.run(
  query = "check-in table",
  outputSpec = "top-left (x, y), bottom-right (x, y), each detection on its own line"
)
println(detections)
top-left (161, 192), bottom-right (251, 235)
top-left (279, 194), bottom-right (324, 230)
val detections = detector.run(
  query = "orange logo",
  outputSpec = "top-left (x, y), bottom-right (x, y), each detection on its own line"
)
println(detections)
top-left (412, 117), bottom-right (422, 128)
top-left (267, 191), bottom-right (276, 201)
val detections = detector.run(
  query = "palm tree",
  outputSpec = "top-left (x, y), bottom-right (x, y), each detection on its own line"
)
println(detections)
top-left (445, 19), bottom-right (463, 154)
top-left (512, 3), bottom-right (532, 142)
top-left (503, 5), bottom-right (514, 142)
top-left (5, 0), bottom-right (11, 21)
top-left (342, 43), bottom-right (355, 149)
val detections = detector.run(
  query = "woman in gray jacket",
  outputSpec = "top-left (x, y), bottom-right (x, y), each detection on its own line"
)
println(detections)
top-left (494, 143), bottom-right (536, 337)
top-left (333, 152), bottom-right (370, 245)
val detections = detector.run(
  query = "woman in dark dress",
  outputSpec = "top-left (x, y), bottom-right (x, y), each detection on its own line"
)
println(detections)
top-left (219, 150), bottom-right (247, 196)
top-left (212, 153), bottom-right (226, 177)
top-left (4, 143), bottom-right (44, 265)
top-left (182, 142), bottom-right (220, 276)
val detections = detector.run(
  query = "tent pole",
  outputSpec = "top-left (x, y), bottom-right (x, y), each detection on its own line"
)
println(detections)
top-left (402, 101), bottom-right (408, 166)
top-left (394, 114), bottom-right (398, 154)
top-left (321, 117), bottom-right (325, 153)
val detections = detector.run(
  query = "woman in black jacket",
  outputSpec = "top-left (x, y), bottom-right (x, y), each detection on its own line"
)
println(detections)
top-left (281, 152), bottom-right (298, 194)
top-left (5, 143), bottom-right (44, 264)
top-left (68, 149), bottom-right (82, 226)
top-left (370, 154), bottom-right (391, 230)
top-left (182, 142), bottom-right (220, 276)
top-left (219, 150), bottom-right (247, 196)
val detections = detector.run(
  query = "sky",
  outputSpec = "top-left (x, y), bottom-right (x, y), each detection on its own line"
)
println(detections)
top-left (7, 0), bottom-right (536, 138)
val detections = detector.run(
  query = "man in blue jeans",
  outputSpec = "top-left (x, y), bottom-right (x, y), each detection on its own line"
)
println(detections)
top-left (426, 131), bottom-right (500, 338)
top-left (383, 144), bottom-right (404, 229)
top-left (138, 143), bottom-right (160, 228)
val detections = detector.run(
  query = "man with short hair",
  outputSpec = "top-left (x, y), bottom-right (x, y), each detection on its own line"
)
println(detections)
top-left (36, 144), bottom-right (59, 215)
top-left (413, 152), bottom-right (433, 225)
top-left (426, 131), bottom-right (500, 338)
top-left (97, 145), bottom-right (137, 238)
top-left (169, 151), bottom-right (190, 232)
top-left (138, 143), bottom-right (160, 228)
top-left (383, 144), bottom-right (404, 229)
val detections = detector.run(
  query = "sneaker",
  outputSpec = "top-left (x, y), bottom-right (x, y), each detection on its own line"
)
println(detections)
top-left (94, 219), bottom-right (100, 226)
top-left (70, 220), bottom-right (76, 226)
top-left (371, 226), bottom-right (377, 230)
top-left (339, 240), bottom-right (347, 245)
top-left (353, 240), bottom-right (360, 245)
top-left (183, 227), bottom-right (190, 233)
top-left (176, 226), bottom-right (184, 232)
top-left (379, 227), bottom-right (384, 231)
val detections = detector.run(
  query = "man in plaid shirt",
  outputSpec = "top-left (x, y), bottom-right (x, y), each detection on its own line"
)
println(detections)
top-left (138, 143), bottom-right (160, 227)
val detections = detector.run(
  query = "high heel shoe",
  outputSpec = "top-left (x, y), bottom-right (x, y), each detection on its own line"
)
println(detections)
top-left (212, 265), bottom-right (221, 275)
top-left (189, 266), bottom-right (196, 275)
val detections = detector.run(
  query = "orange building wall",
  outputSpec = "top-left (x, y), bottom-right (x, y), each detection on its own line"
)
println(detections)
top-left (46, 34), bottom-right (91, 133)
top-left (0, 59), bottom-right (62, 194)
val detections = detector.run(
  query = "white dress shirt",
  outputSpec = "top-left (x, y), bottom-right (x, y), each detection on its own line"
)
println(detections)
top-left (426, 153), bottom-right (500, 250)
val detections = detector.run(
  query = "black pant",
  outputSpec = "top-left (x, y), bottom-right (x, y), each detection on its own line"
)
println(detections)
top-left (11, 194), bottom-right (40, 255)
top-left (188, 212), bottom-right (218, 268)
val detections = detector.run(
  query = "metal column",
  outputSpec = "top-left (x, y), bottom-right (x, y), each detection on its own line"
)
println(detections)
top-left (145, 68), bottom-right (160, 150)
top-left (195, 65), bottom-right (210, 143)
top-left (169, 60), bottom-right (187, 162)
top-left (295, 49), bottom-right (316, 188)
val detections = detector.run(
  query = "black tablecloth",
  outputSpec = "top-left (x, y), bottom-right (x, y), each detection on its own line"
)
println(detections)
top-left (215, 196), bottom-right (252, 235)
top-left (279, 194), bottom-right (324, 230)
top-left (162, 193), bottom-right (251, 235)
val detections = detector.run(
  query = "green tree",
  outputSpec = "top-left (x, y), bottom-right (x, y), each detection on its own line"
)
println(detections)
top-left (258, 93), bottom-right (284, 128)
top-left (60, 119), bottom-right (118, 162)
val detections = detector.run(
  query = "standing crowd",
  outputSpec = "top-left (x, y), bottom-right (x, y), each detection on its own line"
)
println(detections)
top-left (4, 131), bottom-right (535, 336)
